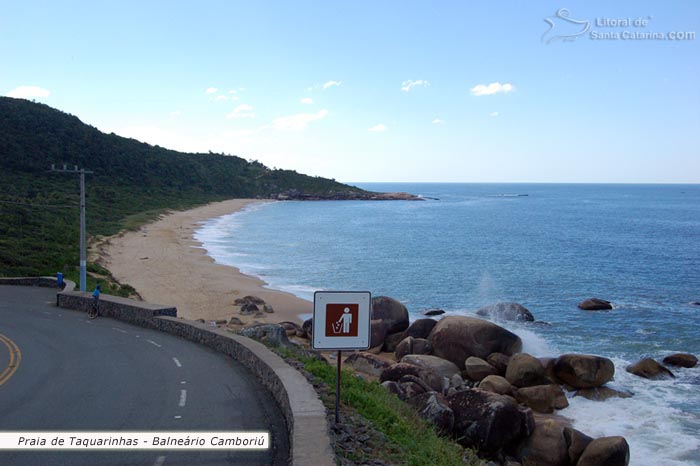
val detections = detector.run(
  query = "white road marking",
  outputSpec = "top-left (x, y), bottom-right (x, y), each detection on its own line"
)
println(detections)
top-left (180, 381), bottom-right (186, 385)
top-left (172, 357), bottom-right (182, 368)
top-left (146, 339), bottom-right (162, 348)
top-left (179, 390), bottom-right (187, 407)
top-left (111, 327), bottom-right (128, 334)
top-left (174, 415), bottom-right (182, 419)
top-left (153, 455), bottom-right (166, 466)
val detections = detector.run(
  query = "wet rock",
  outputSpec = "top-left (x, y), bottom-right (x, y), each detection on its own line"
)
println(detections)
top-left (464, 356), bottom-right (498, 382)
top-left (662, 353), bottom-right (698, 368)
top-left (423, 309), bottom-right (445, 316)
top-left (626, 358), bottom-right (675, 380)
top-left (401, 354), bottom-right (460, 379)
top-left (477, 375), bottom-right (514, 397)
top-left (447, 388), bottom-right (530, 458)
top-left (476, 302), bottom-right (535, 322)
top-left (578, 298), bottom-right (613, 311)
top-left (371, 296), bottom-right (410, 334)
top-left (574, 386), bottom-right (633, 401)
top-left (429, 316), bottom-right (522, 369)
top-left (345, 352), bottom-right (392, 378)
top-left (404, 318), bottom-right (438, 339)
top-left (563, 427), bottom-right (593, 466)
top-left (506, 353), bottom-right (551, 388)
top-left (552, 354), bottom-right (615, 388)
top-left (576, 436), bottom-right (630, 466)
top-left (515, 384), bottom-right (569, 414)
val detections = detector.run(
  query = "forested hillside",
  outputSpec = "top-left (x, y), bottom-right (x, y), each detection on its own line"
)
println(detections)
top-left (0, 97), bottom-right (366, 277)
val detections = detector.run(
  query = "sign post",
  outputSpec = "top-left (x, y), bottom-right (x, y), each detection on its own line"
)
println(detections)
top-left (312, 291), bottom-right (371, 424)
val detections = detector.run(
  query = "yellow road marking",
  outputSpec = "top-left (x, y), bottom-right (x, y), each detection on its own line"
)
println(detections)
top-left (0, 332), bottom-right (21, 386)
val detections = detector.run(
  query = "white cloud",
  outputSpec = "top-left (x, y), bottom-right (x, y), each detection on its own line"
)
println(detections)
top-left (228, 89), bottom-right (237, 94)
top-left (6, 85), bottom-right (51, 99)
top-left (368, 124), bottom-right (388, 132)
top-left (300, 97), bottom-right (314, 105)
top-left (169, 110), bottom-right (182, 118)
top-left (401, 80), bottom-right (430, 92)
top-left (470, 82), bottom-right (514, 96)
top-left (214, 95), bottom-right (229, 101)
top-left (432, 118), bottom-right (446, 125)
top-left (272, 109), bottom-right (328, 131)
top-left (490, 111), bottom-right (499, 117)
top-left (226, 104), bottom-right (255, 119)
top-left (205, 87), bottom-right (219, 94)
top-left (322, 80), bottom-right (342, 90)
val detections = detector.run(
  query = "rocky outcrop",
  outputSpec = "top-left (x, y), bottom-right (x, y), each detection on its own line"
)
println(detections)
top-left (576, 436), bottom-right (630, 466)
top-left (506, 353), bottom-right (551, 388)
top-left (447, 388), bottom-right (531, 458)
top-left (371, 296), bottom-right (410, 334)
top-left (345, 352), bottom-right (392, 378)
top-left (401, 354), bottom-right (460, 379)
top-left (488, 353), bottom-right (511, 375)
top-left (429, 316), bottom-right (522, 369)
top-left (574, 386), bottom-right (632, 401)
top-left (380, 363), bottom-right (443, 393)
top-left (578, 298), bottom-right (613, 311)
top-left (515, 384), bottom-right (569, 414)
top-left (626, 358), bottom-right (675, 379)
top-left (394, 336), bottom-right (432, 360)
top-left (464, 357), bottom-right (498, 382)
top-left (275, 190), bottom-right (424, 201)
top-left (517, 417), bottom-right (569, 466)
top-left (404, 318), bottom-right (438, 339)
top-left (662, 353), bottom-right (698, 368)
top-left (476, 302), bottom-right (535, 322)
top-left (477, 375), bottom-right (514, 397)
top-left (552, 354), bottom-right (615, 388)
top-left (423, 309), bottom-right (445, 316)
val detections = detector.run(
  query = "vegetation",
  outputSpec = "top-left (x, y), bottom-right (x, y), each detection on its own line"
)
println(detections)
top-left (0, 97), bottom-right (368, 280)
top-left (279, 350), bottom-right (481, 466)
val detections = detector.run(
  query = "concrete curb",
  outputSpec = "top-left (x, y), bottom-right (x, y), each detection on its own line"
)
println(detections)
top-left (54, 290), bottom-right (334, 466)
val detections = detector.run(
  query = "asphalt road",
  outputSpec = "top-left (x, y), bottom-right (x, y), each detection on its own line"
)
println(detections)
top-left (0, 285), bottom-right (289, 465)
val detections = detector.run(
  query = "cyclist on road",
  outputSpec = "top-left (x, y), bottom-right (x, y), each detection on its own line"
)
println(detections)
top-left (93, 284), bottom-right (102, 302)
top-left (89, 284), bottom-right (102, 318)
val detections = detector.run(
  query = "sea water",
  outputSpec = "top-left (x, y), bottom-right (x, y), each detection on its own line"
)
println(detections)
top-left (195, 183), bottom-right (700, 465)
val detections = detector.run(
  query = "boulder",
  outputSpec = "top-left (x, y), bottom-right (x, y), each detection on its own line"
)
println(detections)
top-left (345, 352), bottom-right (392, 378)
top-left (235, 295), bottom-right (265, 306)
top-left (407, 392), bottom-right (454, 434)
top-left (380, 363), bottom-right (442, 392)
top-left (371, 296), bottom-right (409, 334)
top-left (626, 358), bottom-right (675, 380)
top-left (576, 436), bottom-right (630, 466)
top-left (405, 318), bottom-right (438, 339)
top-left (517, 418), bottom-right (569, 466)
top-left (574, 386), bottom-right (633, 401)
top-left (477, 375), bottom-right (514, 396)
top-left (476, 302), bottom-right (535, 322)
top-left (382, 331), bottom-right (406, 353)
top-left (552, 354), bottom-right (615, 388)
top-left (370, 319), bottom-right (390, 349)
top-left (278, 321), bottom-right (301, 337)
top-left (429, 316), bottom-right (522, 369)
top-left (240, 302), bottom-right (259, 315)
top-left (515, 384), bottom-right (569, 414)
top-left (662, 353), bottom-right (698, 368)
top-left (228, 317), bottom-right (244, 326)
top-left (447, 388), bottom-right (530, 457)
top-left (395, 336), bottom-right (432, 360)
top-left (380, 380), bottom-right (404, 398)
top-left (578, 298), bottom-right (613, 311)
top-left (488, 352), bottom-right (511, 375)
top-left (301, 318), bottom-right (313, 339)
top-left (401, 381), bottom-right (427, 399)
top-left (239, 324), bottom-right (290, 348)
top-left (423, 309), bottom-right (445, 316)
top-left (401, 354), bottom-right (460, 379)
top-left (464, 356), bottom-right (498, 382)
top-left (563, 427), bottom-right (593, 466)
top-left (506, 353), bottom-right (550, 388)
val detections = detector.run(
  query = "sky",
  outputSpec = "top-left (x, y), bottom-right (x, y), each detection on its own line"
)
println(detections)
top-left (2, 1), bottom-right (699, 183)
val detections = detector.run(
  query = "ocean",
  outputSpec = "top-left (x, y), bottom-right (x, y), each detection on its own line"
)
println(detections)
top-left (194, 183), bottom-right (700, 465)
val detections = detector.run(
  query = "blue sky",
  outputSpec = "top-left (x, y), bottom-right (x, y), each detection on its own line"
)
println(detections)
top-left (2, 1), bottom-right (699, 183)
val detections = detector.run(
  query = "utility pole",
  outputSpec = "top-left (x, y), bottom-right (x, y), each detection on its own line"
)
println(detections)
top-left (49, 164), bottom-right (93, 292)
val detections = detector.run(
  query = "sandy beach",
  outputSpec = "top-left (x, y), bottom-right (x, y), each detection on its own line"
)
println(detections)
top-left (97, 199), bottom-right (313, 323)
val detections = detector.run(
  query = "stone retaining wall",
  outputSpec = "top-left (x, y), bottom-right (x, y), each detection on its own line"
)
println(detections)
top-left (55, 290), bottom-right (333, 466)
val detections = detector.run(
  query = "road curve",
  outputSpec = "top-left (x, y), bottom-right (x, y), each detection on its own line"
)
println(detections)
top-left (0, 285), bottom-right (289, 465)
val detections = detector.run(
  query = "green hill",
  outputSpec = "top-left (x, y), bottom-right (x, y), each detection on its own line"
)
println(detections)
top-left (0, 97), bottom-right (367, 277)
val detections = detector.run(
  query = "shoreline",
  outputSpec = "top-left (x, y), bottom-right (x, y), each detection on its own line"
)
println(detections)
top-left (98, 199), bottom-right (313, 323)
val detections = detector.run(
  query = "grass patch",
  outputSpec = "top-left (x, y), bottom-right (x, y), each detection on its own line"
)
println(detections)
top-left (281, 350), bottom-right (481, 466)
